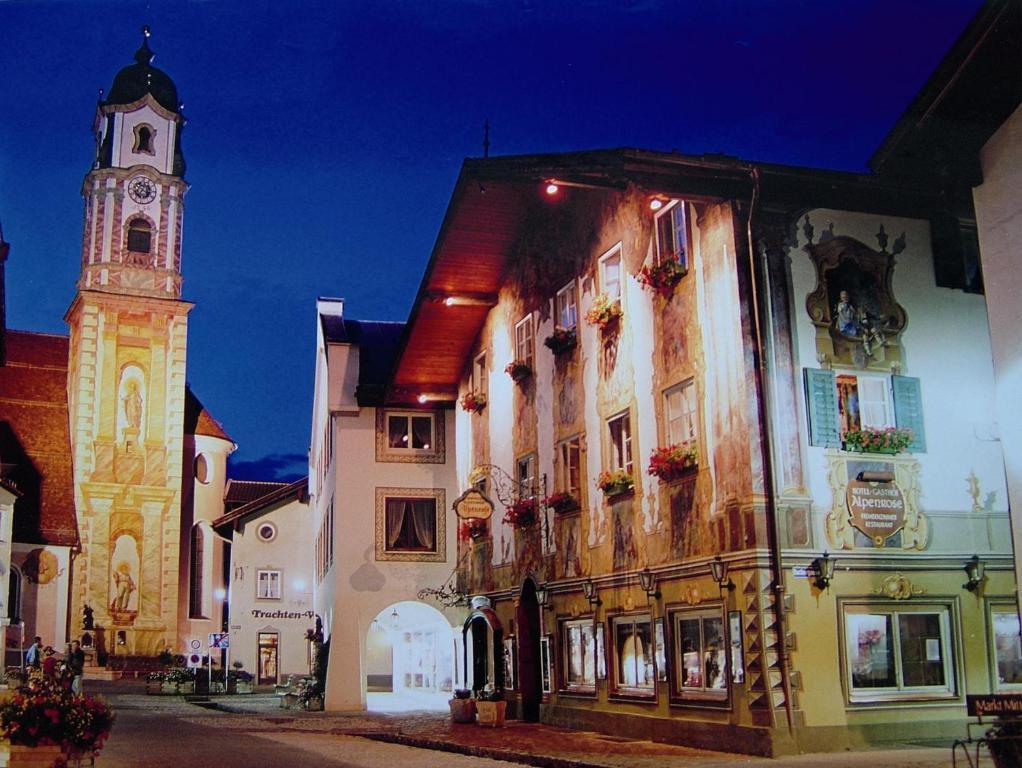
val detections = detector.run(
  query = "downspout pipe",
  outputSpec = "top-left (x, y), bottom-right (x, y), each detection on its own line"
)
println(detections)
top-left (743, 167), bottom-right (796, 736)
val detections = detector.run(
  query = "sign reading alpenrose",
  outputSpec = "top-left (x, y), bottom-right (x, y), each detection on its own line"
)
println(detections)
top-left (846, 479), bottom-right (906, 546)
top-left (453, 488), bottom-right (494, 521)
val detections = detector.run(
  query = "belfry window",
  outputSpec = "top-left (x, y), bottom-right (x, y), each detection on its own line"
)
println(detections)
top-left (127, 219), bottom-right (152, 254)
top-left (133, 124), bottom-right (155, 155)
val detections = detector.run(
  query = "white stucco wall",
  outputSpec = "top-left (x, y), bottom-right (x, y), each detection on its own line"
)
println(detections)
top-left (788, 209), bottom-right (1009, 553)
top-left (228, 495), bottom-right (314, 681)
top-left (974, 101), bottom-right (1022, 605)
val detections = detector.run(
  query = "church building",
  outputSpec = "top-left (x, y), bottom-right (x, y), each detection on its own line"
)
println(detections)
top-left (0, 29), bottom-right (232, 661)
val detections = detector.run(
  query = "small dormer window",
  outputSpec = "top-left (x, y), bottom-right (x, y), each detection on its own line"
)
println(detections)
top-left (127, 218), bottom-right (151, 253)
top-left (133, 123), bottom-right (156, 155)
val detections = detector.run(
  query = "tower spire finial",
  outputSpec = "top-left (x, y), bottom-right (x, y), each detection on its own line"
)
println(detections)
top-left (134, 25), bottom-right (154, 66)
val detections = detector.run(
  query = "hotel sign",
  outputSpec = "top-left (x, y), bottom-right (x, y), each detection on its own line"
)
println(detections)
top-left (967, 694), bottom-right (1022, 717)
top-left (846, 479), bottom-right (905, 546)
top-left (453, 488), bottom-right (494, 521)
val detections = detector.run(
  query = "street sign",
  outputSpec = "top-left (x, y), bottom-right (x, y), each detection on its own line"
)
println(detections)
top-left (187, 638), bottom-right (202, 652)
top-left (186, 652), bottom-right (203, 668)
top-left (209, 632), bottom-right (229, 649)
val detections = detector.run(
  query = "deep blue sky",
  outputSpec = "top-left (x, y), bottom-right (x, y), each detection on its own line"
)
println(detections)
top-left (0, 0), bottom-right (983, 481)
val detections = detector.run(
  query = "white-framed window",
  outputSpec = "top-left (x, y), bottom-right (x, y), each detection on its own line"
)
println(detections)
top-left (664, 380), bottom-right (697, 446)
top-left (514, 315), bottom-right (534, 369)
top-left (556, 281), bottom-right (578, 330)
top-left (387, 412), bottom-right (435, 451)
top-left (990, 605), bottom-right (1022, 691)
top-left (599, 245), bottom-right (623, 303)
top-left (836, 373), bottom-right (892, 437)
top-left (256, 569), bottom-right (282, 600)
top-left (557, 436), bottom-right (582, 498)
top-left (611, 614), bottom-right (655, 696)
top-left (473, 352), bottom-right (488, 395)
top-left (841, 602), bottom-right (956, 702)
top-left (562, 619), bottom-right (597, 693)
top-left (655, 200), bottom-right (690, 271)
top-left (672, 606), bottom-right (728, 699)
top-left (607, 411), bottom-right (633, 475)
top-left (517, 453), bottom-right (537, 498)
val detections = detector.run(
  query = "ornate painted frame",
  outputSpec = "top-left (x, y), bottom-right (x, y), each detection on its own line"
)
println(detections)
top-left (375, 409), bottom-right (445, 464)
top-left (374, 487), bottom-right (446, 562)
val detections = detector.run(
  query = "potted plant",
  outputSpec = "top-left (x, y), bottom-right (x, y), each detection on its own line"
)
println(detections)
top-left (228, 662), bottom-right (254, 694)
top-left (638, 254), bottom-right (686, 298)
top-left (458, 518), bottom-right (489, 542)
top-left (474, 686), bottom-right (507, 727)
top-left (543, 326), bottom-right (577, 356)
top-left (504, 360), bottom-right (533, 383)
top-left (843, 427), bottom-right (913, 454)
top-left (460, 391), bottom-right (487, 413)
top-left (448, 688), bottom-right (476, 724)
top-left (504, 498), bottom-right (539, 529)
top-left (597, 469), bottom-right (634, 498)
top-left (297, 677), bottom-right (324, 711)
top-left (542, 491), bottom-right (578, 514)
top-left (647, 442), bottom-right (698, 482)
top-left (585, 293), bottom-right (622, 331)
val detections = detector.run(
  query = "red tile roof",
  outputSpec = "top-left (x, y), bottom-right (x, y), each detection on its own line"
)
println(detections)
top-left (0, 331), bottom-right (79, 547)
top-left (214, 476), bottom-right (308, 533)
top-left (184, 387), bottom-right (233, 442)
top-left (223, 479), bottom-right (289, 510)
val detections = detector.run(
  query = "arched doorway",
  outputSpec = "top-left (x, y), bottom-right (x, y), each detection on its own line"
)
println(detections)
top-left (365, 600), bottom-right (455, 712)
top-left (516, 579), bottom-right (543, 721)
top-left (462, 597), bottom-right (504, 693)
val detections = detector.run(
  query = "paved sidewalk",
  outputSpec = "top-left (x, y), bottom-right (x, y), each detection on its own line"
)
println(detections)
top-left (96, 681), bottom-right (962, 768)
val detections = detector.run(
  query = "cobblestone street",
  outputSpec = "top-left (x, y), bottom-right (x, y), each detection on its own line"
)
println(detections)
top-left (92, 681), bottom-right (962, 767)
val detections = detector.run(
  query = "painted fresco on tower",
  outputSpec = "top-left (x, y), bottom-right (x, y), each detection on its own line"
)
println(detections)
top-left (117, 366), bottom-right (146, 448)
top-left (109, 535), bottom-right (140, 621)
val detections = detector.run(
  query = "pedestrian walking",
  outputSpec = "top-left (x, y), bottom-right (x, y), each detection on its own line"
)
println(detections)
top-left (69, 640), bottom-right (85, 694)
top-left (25, 636), bottom-right (43, 669)
top-left (41, 646), bottom-right (58, 681)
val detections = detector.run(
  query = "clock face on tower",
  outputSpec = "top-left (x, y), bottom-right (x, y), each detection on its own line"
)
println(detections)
top-left (127, 176), bottom-right (157, 204)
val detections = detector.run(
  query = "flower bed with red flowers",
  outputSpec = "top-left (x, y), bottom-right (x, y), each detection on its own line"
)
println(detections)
top-left (638, 255), bottom-right (686, 298)
top-left (458, 518), bottom-right (489, 542)
top-left (647, 442), bottom-right (698, 482)
top-left (543, 326), bottom-right (577, 355)
top-left (843, 427), bottom-right (913, 454)
top-left (503, 498), bottom-right (539, 528)
top-left (460, 391), bottom-right (487, 413)
top-left (542, 491), bottom-right (579, 514)
top-left (0, 679), bottom-right (113, 757)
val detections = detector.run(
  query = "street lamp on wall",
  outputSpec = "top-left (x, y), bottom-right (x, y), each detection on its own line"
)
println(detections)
top-left (535, 584), bottom-right (549, 609)
top-left (710, 555), bottom-right (735, 594)
top-left (582, 579), bottom-right (601, 607)
top-left (813, 552), bottom-right (836, 591)
top-left (963, 555), bottom-right (985, 592)
top-left (639, 568), bottom-right (661, 600)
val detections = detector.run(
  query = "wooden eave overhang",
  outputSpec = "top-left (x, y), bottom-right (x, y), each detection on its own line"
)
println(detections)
top-left (386, 149), bottom-right (948, 404)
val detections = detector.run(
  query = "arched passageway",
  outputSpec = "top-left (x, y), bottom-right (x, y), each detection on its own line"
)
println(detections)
top-left (365, 600), bottom-right (455, 712)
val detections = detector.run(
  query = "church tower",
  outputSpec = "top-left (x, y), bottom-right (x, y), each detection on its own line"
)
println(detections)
top-left (66, 28), bottom-right (191, 655)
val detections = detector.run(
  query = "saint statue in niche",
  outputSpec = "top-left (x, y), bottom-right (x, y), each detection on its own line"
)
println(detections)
top-left (834, 290), bottom-right (859, 337)
top-left (110, 561), bottom-right (136, 612)
top-left (833, 287), bottom-right (886, 359)
top-left (122, 380), bottom-right (142, 429)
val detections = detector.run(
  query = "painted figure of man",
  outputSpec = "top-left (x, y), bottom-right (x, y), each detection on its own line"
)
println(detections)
top-left (111, 561), bottom-right (136, 612)
top-left (835, 290), bottom-right (858, 336)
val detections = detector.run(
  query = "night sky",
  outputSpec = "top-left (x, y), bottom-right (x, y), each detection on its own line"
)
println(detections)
top-left (0, 0), bottom-right (983, 481)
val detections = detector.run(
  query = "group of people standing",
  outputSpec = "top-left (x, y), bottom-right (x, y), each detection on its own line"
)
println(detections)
top-left (24, 635), bottom-right (86, 693)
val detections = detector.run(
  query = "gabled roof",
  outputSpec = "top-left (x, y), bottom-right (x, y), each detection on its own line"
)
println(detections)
top-left (223, 479), bottom-right (289, 511)
top-left (321, 316), bottom-right (405, 407)
top-left (386, 148), bottom-right (947, 404)
top-left (870, 0), bottom-right (1022, 183)
top-left (0, 330), bottom-right (78, 547)
top-left (214, 476), bottom-right (308, 533)
top-left (184, 387), bottom-right (233, 443)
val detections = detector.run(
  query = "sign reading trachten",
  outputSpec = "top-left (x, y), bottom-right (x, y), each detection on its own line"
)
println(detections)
top-left (846, 479), bottom-right (906, 546)
top-left (453, 488), bottom-right (494, 521)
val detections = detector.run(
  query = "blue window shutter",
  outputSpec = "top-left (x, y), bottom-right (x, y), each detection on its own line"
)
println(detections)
top-left (804, 368), bottom-right (840, 448)
top-left (892, 375), bottom-right (926, 452)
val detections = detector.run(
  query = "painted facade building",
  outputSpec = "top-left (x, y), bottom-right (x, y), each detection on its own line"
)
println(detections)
top-left (310, 298), bottom-right (464, 710)
top-left (369, 147), bottom-right (1017, 755)
top-left (214, 478), bottom-right (311, 684)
